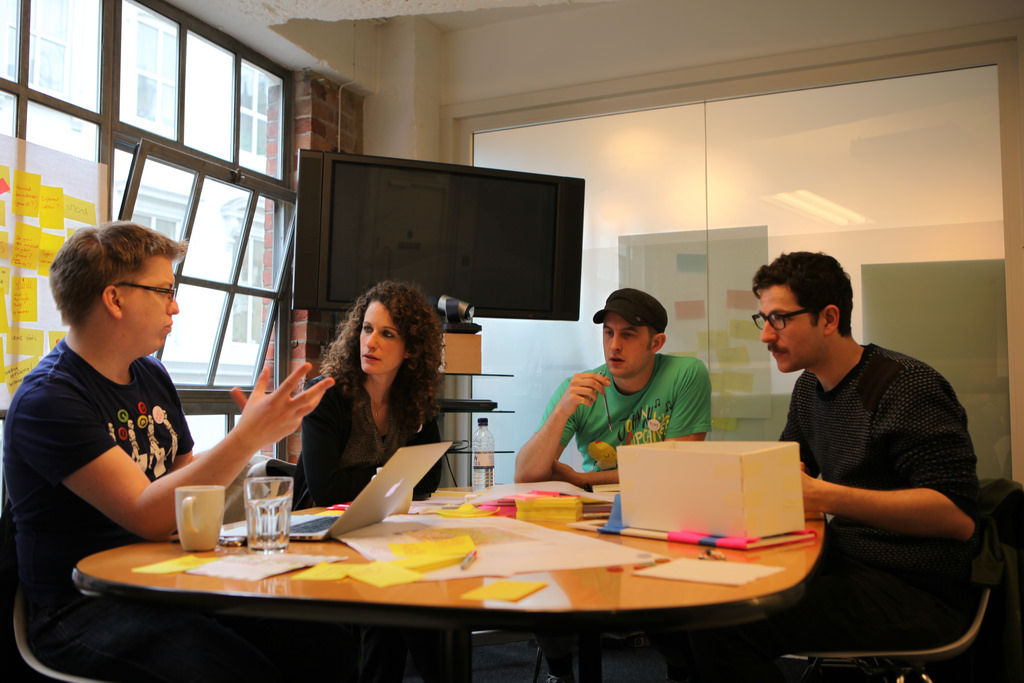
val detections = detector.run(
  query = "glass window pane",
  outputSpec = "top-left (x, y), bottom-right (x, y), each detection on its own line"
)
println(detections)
top-left (161, 283), bottom-right (226, 384)
top-left (0, 89), bottom-right (15, 136)
top-left (25, 101), bottom-right (97, 161)
top-left (120, 0), bottom-right (178, 139)
top-left (185, 32), bottom-right (232, 160)
top-left (472, 66), bottom-right (1007, 484)
top-left (239, 60), bottom-right (282, 179)
top-left (131, 158), bottom-right (195, 240)
top-left (705, 66), bottom-right (1006, 478)
top-left (216, 293), bottom-right (272, 385)
top-left (238, 195), bottom-right (289, 291)
top-left (0, 0), bottom-right (18, 82)
top-left (111, 147), bottom-right (133, 220)
top-left (29, 0), bottom-right (99, 112)
top-left (181, 177), bottom-right (251, 283)
top-left (183, 414), bottom-right (228, 453)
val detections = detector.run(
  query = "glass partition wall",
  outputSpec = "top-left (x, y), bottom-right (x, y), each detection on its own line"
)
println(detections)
top-left (474, 66), bottom-right (1007, 483)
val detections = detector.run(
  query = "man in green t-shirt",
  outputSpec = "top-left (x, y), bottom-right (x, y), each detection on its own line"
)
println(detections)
top-left (515, 287), bottom-right (712, 488)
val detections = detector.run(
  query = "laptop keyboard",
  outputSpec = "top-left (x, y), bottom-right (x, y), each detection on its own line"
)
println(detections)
top-left (291, 516), bottom-right (336, 534)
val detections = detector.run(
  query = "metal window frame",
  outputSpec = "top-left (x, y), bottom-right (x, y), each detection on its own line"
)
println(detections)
top-left (0, 0), bottom-right (297, 441)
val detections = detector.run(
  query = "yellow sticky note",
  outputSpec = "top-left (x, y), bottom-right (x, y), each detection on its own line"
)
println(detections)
top-left (0, 232), bottom-right (8, 261)
top-left (461, 580), bottom-right (547, 602)
top-left (348, 562), bottom-right (423, 588)
top-left (0, 265), bottom-right (9, 294)
top-left (0, 295), bottom-right (8, 335)
top-left (0, 338), bottom-right (5, 380)
top-left (722, 371), bottom-right (755, 393)
top-left (132, 555), bottom-right (220, 574)
top-left (12, 276), bottom-right (37, 322)
top-left (729, 318), bottom-right (762, 342)
top-left (47, 330), bottom-right (66, 351)
top-left (37, 232), bottom-right (64, 276)
top-left (11, 222), bottom-right (40, 270)
top-left (39, 186), bottom-right (64, 229)
top-left (391, 553), bottom-right (466, 573)
top-left (0, 165), bottom-right (10, 194)
top-left (0, 199), bottom-right (5, 226)
top-left (715, 346), bottom-right (750, 367)
top-left (389, 535), bottom-right (476, 557)
top-left (711, 417), bottom-right (739, 432)
top-left (12, 170), bottom-right (41, 217)
top-left (8, 328), bottom-right (44, 357)
top-left (697, 330), bottom-right (729, 351)
top-left (291, 561), bottom-right (354, 581)
top-left (64, 195), bottom-right (97, 225)
top-left (6, 356), bottom-right (38, 394)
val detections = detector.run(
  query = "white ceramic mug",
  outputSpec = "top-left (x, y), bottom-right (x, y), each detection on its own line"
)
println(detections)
top-left (175, 485), bottom-right (226, 552)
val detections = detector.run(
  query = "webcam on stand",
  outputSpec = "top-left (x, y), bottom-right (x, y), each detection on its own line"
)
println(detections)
top-left (432, 295), bottom-right (481, 334)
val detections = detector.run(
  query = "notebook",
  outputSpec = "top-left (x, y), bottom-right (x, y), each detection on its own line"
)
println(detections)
top-left (223, 441), bottom-right (452, 543)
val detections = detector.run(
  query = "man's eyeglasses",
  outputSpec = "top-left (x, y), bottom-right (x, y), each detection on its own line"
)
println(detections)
top-left (751, 308), bottom-right (810, 331)
top-left (115, 282), bottom-right (176, 302)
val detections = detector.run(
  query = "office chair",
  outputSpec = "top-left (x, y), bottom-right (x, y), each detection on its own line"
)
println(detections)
top-left (796, 586), bottom-right (990, 683)
top-left (13, 585), bottom-right (110, 683)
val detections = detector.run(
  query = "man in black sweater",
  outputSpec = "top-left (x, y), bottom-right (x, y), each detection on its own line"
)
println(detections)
top-left (686, 251), bottom-right (980, 681)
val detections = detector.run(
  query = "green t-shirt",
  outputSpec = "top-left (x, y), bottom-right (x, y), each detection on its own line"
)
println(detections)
top-left (538, 354), bottom-right (712, 472)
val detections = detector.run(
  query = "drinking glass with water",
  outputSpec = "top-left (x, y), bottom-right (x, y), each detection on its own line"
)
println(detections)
top-left (244, 476), bottom-right (293, 553)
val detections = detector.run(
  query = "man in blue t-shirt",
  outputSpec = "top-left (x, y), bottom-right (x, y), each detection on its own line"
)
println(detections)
top-left (3, 221), bottom-right (350, 682)
top-left (515, 287), bottom-right (711, 488)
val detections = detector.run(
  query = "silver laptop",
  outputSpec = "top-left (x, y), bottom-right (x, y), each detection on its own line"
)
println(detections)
top-left (288, 441), bottom-right (452, 541)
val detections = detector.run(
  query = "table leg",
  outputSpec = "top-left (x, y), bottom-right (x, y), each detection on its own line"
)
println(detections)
top-left (440, 627), bottom-right (472, 682)
top-left (578, 631), bottom-right (602, 682)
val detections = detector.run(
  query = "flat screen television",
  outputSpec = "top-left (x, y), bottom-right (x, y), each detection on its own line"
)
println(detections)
top-left (292, 150), bottom-right (586, 320)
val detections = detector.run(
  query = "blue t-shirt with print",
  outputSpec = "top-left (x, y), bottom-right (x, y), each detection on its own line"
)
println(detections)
top-left (3, 339), bottom-right (194, 606)
top-left (538, 354), bottom-right (712, 472)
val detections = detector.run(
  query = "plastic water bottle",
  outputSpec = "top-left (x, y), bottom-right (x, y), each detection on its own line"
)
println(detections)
top-left (471, 417), bottom-right (495, 492)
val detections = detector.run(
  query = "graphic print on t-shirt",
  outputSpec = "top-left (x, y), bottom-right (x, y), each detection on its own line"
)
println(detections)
top-left (106, 401), bottom-right (180, 478)
top-left (585, 398), bottom-right (674, 470)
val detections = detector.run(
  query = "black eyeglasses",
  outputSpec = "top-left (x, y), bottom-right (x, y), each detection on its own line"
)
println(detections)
top-left (115, 282), bottom-right (176, 301)
top-left (751, 309), bottom-right (810, 331)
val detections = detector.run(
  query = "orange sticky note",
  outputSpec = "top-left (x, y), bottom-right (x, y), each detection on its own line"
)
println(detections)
top-left (674, 300), bottom-right (705, 320)
top-left (726, 289), bottom-right (757, 310)
top-left (12, 170), bottom-right (41, 217)
top-left (11, 222), bottom-right (40, 270)
top-left (39, 186), bottom-right (64, 229)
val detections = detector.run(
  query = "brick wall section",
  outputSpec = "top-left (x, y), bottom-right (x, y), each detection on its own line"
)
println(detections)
top-left (284, 71), bottom-right (363, 463)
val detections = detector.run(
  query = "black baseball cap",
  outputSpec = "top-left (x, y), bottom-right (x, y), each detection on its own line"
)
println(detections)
top-left (592, 288), bottom-right (668, 333)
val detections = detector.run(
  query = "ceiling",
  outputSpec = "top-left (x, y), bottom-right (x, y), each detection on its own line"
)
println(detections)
top-left (165, 0), bottom-right (619, 76)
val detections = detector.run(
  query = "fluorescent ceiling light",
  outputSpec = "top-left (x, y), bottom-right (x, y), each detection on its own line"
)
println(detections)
top-left (763, 189), bottom-right (870, 226)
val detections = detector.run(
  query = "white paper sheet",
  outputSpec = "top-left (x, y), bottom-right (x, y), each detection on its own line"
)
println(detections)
top-left (633, 558), bottom-right (784, 586)
top-left (337, 514), bottom-right (663, 579)
top-left (186, 553), bottom-right (348, 580)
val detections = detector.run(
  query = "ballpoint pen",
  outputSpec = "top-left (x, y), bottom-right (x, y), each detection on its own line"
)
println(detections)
top-left (460, 549), bottom-right (478, 570)
top-left (599, 371), bottom-right (613, 433)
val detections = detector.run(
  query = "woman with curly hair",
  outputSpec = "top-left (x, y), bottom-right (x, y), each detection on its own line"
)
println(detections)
top-left (298, 280), bottom-right (445, 506)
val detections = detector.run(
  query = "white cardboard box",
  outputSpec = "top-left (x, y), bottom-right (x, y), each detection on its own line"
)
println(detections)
top-left (617, 441), bottom-right (804, 538)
